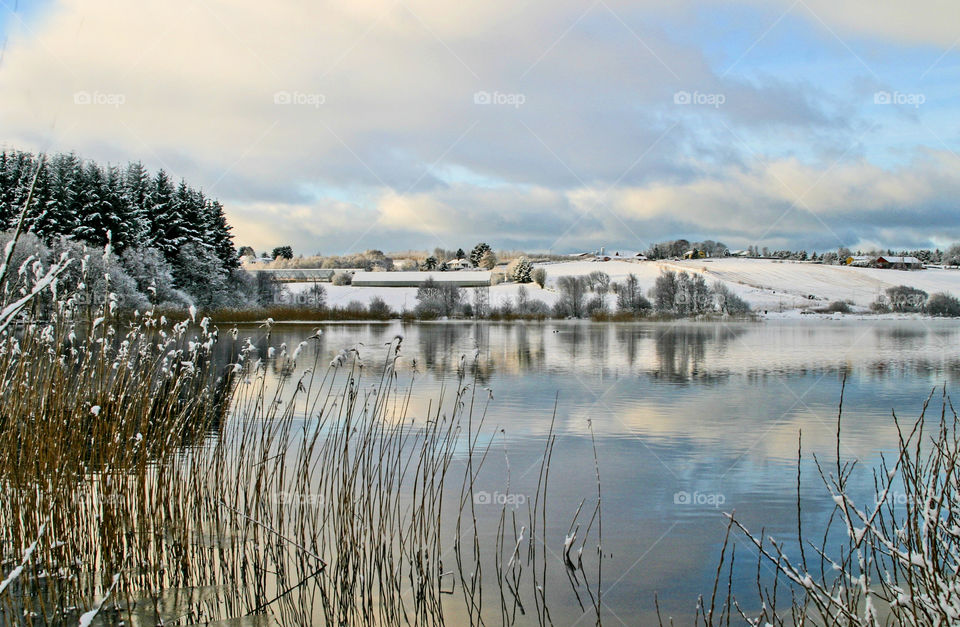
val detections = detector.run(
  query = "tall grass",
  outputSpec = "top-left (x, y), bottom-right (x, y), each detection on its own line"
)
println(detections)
top-left (0, 192), bottom-right (602, 624)
top-left (684, 380), bottom-right (960, 626)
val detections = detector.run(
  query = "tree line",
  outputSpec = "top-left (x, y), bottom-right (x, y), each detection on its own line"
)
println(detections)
top-left (0, 149), bottom-right (249, 308)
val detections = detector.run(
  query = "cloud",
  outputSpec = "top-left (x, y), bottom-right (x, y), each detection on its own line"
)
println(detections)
top-left (220, 149), bottom-right (960, 253)
top-left (0, 0), bottom-right (957, 252)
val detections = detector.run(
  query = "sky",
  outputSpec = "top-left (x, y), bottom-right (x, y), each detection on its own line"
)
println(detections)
top-left (1, 0), bottom-right (960, 255)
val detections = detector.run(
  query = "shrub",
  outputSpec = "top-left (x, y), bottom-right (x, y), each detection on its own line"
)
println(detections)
top-left (711, 282), bottom-right (750, 314)
top-left (415, 277), bottom-right (462, 317)
top-left (927, 292), bottom-right (960, 316)
top-left (332, 272), bottom-right (352, 286)
top-left (585, 295), bottom-right (606, 316)
top-left (367, 296), bottom-right (394, 319)
top-left (884, 285), bottom-right (927, 312)
top-left (825, 300), bottom-right (851, 313)
top-left (343, 300), bottom-right (366, 315)
top-left (479, 249), bottom-right (498, 270)
top-left (531, 267), bottom-right (547, 288)
top-left (50, 236), bottom-right (150, 311)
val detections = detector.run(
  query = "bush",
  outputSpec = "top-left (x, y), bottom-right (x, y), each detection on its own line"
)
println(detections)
top-left (927, 292), bottom-right (960, 316)
top-left (415, 277), bottom-right (462, 318)
top-left (50, 236), bottom-right (150, 311)
top-left (367, 296), bottom-right (394, 319)
top-left (343, 300), bottom-right (366, 315)
top-left (711, 282), bottom-right (750, 314)
top-left (585, 295), bottom-right (606, 316)
top-left (825, 300), bottom-right (851, 313)
top-left (884, 285), bottom-right (927, 312)
top-left (332, 272), bottom-right (352, 286)
top-left (531, 267), bottom-right (547, 288)
top-left (479, 249), bottom-right (498, 270)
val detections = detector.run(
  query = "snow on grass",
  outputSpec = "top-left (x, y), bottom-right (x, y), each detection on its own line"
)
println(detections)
top-left (286, 258), bottom-right (960, 315)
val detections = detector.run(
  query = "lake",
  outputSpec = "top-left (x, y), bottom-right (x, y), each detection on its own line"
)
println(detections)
top-left (219, 318), bottom-right (960, 624)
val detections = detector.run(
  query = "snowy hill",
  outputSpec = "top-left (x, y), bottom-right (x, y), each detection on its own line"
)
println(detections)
top-left (285, 258), bottom-right (960, 315)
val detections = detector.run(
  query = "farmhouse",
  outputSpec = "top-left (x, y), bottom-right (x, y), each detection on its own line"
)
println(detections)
top-left (351, 271), bottom-right (492, 287)
top-left (845, 255), bottom-right (873, 267)
top-left (446, 258), bottom-right (472, 270)
top-left (875, 255), bottom-right (923, 270)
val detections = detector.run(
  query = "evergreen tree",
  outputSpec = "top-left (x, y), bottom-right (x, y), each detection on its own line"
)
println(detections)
top-left (470, 242), bottom-right (492, 267)
top-left (0, 148), bottom-right (243, 309)
top-left (122, 162), bottom-right (152, 248)
top-left (205, 199), bottom-right (239, 269)
top-left (149, 170), bottom-right (177, 261)
top-left (75, 161), bottom-right (110, 247)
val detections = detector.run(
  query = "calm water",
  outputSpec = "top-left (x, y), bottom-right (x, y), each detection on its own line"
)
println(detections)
top-left (222, 319), bottom-right (960, 624)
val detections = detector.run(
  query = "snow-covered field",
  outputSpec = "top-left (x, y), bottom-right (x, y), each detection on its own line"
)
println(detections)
top-left (285, 258), bottom-right (960, 315)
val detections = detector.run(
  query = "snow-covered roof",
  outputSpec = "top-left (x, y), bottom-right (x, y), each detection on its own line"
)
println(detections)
top-left (877, 256), bottom-right (921, 264)
top-left (352, 271), bottom-right (491, 287)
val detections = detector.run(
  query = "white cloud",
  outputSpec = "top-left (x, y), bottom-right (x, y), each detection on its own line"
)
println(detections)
top-left (0, 0), bottom-right (958, 253)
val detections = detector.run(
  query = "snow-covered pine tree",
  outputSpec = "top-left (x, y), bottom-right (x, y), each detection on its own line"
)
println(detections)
top-left (74, 161), bottom-right (110, 247)
top-left (203, 198), bottom-right (239, 270)
top-left (122, 162), bottom-right (152, 249)
top-left (33, 153), bottom-right (80, 239)
top-left (148, 169), bottom-right (177, 262)
top-left (0, 151), bottom-right (34, 228)
top-left (102, 165), bottom-right (130, 252)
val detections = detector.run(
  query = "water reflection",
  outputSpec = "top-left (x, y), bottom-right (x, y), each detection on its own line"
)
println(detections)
top-left (217, 319), bottom-right (960, 623)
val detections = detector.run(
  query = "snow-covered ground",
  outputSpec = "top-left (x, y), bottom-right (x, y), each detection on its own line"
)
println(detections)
top-left (284, 258), bottom-right (960, 315)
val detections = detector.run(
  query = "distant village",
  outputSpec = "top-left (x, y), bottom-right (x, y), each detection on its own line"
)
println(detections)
top-left (239, 239), bottom-right (953, 289)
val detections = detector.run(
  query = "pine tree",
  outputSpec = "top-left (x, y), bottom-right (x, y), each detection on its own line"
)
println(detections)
top-left (0, 149), bottom-right (242, 307)
top-left (75, 161), bottom-right (110, 247)
top-left (122, 162), bottom-right (152, 248)
top-left (204, 199), bottom-right (238, 270)
top-left (149, 169), bottom-right (177, 261)
top-left (37, 153), bottom-right (82, 239)
top-left (103, 165), bottom-right (129, 252)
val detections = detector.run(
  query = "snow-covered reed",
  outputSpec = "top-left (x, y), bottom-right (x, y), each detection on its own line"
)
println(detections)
top-left (683, 382), bottom-right (960, 626)
top-left (0, 209), bottom-right (599, 624)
